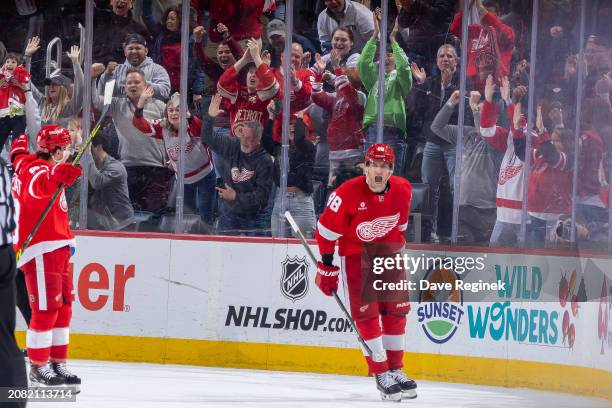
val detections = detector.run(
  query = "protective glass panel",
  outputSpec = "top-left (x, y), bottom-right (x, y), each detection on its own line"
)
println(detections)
top-left (573, 4), bottom-right (612, 250)
top-left (0, 3), bottom-right (86, 228)
top-left (86, 0), bottom-right (171, 233)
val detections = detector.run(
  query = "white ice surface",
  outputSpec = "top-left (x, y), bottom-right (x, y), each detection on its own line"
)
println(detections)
top-left (34, 360), bottom-right (611, 408)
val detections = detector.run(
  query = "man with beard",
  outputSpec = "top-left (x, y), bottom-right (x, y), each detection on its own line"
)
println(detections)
top-left (97, 33), bottom-right (170, 100)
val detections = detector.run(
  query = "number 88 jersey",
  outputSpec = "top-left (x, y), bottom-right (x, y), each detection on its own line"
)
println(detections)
top-left (315, 175), bottom-right (412, 257)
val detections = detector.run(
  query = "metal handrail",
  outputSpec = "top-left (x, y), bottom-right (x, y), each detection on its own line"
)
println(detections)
top-left (45, 37), bottom-right (62, 77)
top-left (45, 37), bottom-right (62, 98)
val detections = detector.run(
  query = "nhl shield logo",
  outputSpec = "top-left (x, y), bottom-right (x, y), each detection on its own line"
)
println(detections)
top-left (281, 256), bottom-right (309, 302)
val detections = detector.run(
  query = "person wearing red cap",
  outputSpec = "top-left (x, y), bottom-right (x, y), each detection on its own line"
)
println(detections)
top-left (314, 143), bottom-right (416, 401)
top-left (10, 125), bottom-right (82, 390)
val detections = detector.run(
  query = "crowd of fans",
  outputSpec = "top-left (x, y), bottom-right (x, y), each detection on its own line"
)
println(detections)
top-left (0, 0), bottom-right (610, 249)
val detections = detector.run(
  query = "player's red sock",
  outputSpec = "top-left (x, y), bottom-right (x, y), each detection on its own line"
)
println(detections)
top-left (382, 314), bottom-right (406, 370)
top-left (365, 353), bottom-right (389, 375)
top-left (356, 317), bottom-right (389, 375)
top-left (385, 349), bottom-right (404, 370)
top-left (50, 303), bottom-right (72, 362)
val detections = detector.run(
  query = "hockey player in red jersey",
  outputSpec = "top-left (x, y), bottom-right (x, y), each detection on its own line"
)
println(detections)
top-left (315, 143), bottom-right (416, 401)
top-left (10, 125), bottom-right (82, 390)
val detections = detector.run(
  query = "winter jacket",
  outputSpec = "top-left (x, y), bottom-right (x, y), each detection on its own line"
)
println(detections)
top-left (358, 38), bottom-right (412, 133)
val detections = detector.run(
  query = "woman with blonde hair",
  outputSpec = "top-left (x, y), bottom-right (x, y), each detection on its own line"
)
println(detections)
top-left (132, 89), bottom-right (216, 226)
top-left (23, 37), bottom-right (84, 127)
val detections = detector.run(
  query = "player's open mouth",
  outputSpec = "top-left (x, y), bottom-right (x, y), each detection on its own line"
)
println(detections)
top-left (375, 176), bottom-right (383, 183)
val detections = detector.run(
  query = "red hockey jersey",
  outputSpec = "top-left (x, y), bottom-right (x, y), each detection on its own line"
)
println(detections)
top-left (217, 63), bottom-right (279, 136)
top-left (316, 175), bottom-right (412, 257)
top-left (11, 144), bottom-right (75, 268)
top-left (450, 11), bottom-right (515, 89)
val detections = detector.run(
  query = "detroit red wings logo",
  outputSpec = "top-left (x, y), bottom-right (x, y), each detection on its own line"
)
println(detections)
top-left (231, 167), bottom-right (255, 183)
top-left (356, 213), bottom-right (400, 242)
top-left (498, 164), bottom-right (522, 185)
top-left (167, 140), bottom-right (197, 161)
top-left (59, 190), bottom-right (68, 212)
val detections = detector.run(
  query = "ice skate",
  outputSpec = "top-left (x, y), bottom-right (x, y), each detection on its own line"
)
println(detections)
top-left (389, 369), bottom-right (417, 399)
top-left (375, 371), bottom-right (402, 401)
top-left (29, 363), bottom-right (65, 387)
top-left (52, 362), bottom-right (81, 393)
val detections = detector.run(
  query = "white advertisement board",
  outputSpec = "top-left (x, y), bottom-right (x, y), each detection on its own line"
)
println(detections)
top-left (16, 233), bottom-right (611, 395)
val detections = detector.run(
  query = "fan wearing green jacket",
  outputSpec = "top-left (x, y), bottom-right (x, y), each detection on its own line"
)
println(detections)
top-left (358, 7), bottom-right (412, 176)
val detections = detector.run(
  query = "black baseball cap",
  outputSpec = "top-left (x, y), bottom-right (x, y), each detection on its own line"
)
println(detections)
top-left (44, 73), bottom-right (72, 87)
top-left (124, 33), bottom-right (147, 48)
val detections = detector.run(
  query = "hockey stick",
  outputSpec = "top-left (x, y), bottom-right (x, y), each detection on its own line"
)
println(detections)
top-left (16, 79), bottom-right (116, 262)
top-left (284, 211), bottom-right (386, 362)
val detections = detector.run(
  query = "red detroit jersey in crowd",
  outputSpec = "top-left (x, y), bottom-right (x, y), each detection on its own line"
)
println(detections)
top-left (316, 175), bottom-right (412, 258)
top-left (218, 64), bottom-right (279, 136)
